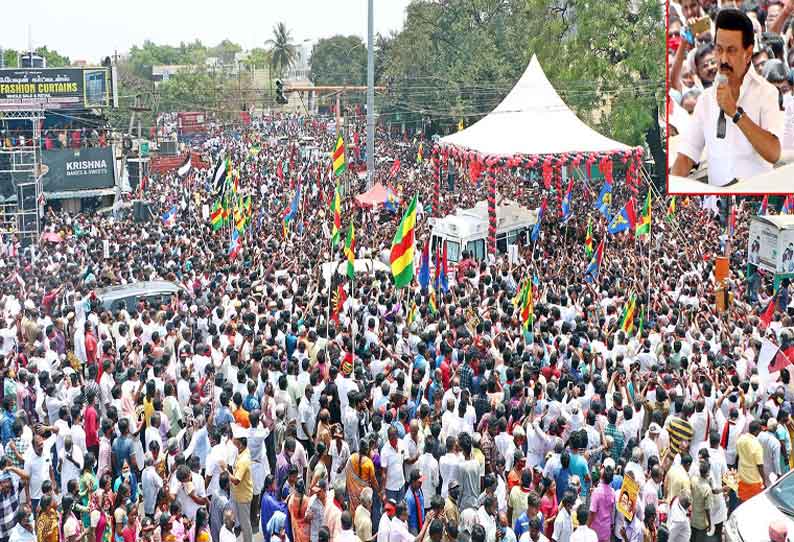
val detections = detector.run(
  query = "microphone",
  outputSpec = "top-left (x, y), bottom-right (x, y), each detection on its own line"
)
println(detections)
top-left (716, 73), bottom-right (728, 139)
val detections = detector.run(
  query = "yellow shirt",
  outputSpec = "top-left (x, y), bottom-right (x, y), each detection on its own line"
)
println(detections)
top-left (143, 397), bottom-right (155, 428)
top-left (665, 464), bottom-right (691, 503)
top-left (232, 448), bottom-right (253, 503)
top-left (736, 433), bottom-right (764, 484)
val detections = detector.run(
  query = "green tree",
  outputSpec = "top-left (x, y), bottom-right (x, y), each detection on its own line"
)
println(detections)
top-left (0, 46), bottom-right (70, 67)
top-left (210, 39), bottom-right (242, 65)
top-left (242, 48), bottom-right (271, 71)
top-left (2, 48), bottom-right (19, 68)
top-left (128, 40), bottom-right (210, 78)
top-left (266, 22), bottom-right (298, 77)
top-left (34, 46), bottom-right (70, 67)
top-left (309, 35), bottom-right (367, 86)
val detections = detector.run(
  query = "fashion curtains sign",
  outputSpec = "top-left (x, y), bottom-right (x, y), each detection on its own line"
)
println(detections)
top-left (0, 67), bottom-right (111, 109)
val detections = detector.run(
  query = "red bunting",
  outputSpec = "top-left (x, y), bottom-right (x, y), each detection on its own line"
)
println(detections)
top-left (542, 156), bottom-right (553, 189)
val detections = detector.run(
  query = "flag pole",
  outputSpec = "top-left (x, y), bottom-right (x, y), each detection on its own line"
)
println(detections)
top-left (647, 194), bottom-right (652, 312)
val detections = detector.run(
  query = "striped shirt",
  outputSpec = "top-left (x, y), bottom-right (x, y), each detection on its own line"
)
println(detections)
top-left (605, 424), bottom-right (624, 462)
top-left (667, 416), bottom-right (694, 455)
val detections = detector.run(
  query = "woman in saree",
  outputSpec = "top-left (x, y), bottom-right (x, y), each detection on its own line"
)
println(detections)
top-left (345, 438), bottom-right (380, 515)
top-left (190, 507), bottom-right (211, 542)
top-left (90, 474), bottom-right (115, 542)
top-left (287, 479), bottom-right (311, 542)
top-left (79, 452), bottom-right (99, 529)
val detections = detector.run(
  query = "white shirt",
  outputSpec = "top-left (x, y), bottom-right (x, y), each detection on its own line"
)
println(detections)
top-left (417, 453), bottom-right (439, 501)
top-left (570, 525), bottom-right (598, 542)
top-left (439, 452), bottom-right (460, 498)
top-left (23, 450), bottom-right (52, 500)
top-left (677, 66), bottom-right (784, 186)
top-left (388, 518), bottom-right (413, 542)
top-left (377, 515), bottom-right (393, 542)
top-left (380, 441), bottom-right (405, 492)
top-left (553, 507), bottom-right (574, 542)
top-left (220, 526), bottom-right (237, 542)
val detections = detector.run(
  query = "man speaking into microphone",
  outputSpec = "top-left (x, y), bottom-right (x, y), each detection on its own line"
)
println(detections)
top-left (671, 8), bottom-right (784, 188)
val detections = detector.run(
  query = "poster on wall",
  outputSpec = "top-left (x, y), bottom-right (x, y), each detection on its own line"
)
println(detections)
top-left (748, 218), bottom-right (780, 273)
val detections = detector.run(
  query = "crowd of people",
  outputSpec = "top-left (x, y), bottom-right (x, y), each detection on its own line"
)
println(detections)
top-left (0, 110), bottom-right (789, 542)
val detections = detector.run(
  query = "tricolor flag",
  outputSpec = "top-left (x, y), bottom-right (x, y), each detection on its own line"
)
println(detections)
top-left (667, 196), bottom-right (676, 222)
top-left (584, 238), bottom-right (605, 283)
top-left (636, 192), bottom-right (651, 236)
top-left (759, 195), bottom-right (768, 216)
top-left (407, 301), bottom-right (418, 326)
top-left (783, 195), bottom-right (794, 214)
top-left (344, 221), bottom-right (356, 280)
top-left (390, 195), bottom-right (418, 288)
top-left (585, 218), bottom-right (593, 257)
top-left (228, 228), bottom-right (241, 259)
top-left (436, 241), bottom-right (449, 294)
top-left (428, 284), bottom-right (438, 314)
top-left (560, 179), bottom-right (573, 222)
top-left (161, 206), bottom-right (177, 228)
top-left (177, 153), bottom-right (192, 178)
top-left (519, 279), bottom-right (534, 330)
top-left (210, 201), bottom-right (223, 231)
top-left (418, 241), bottom-right (430, 290)
top-left (283, 184), bottom-right (302, 225)
top-left (211, 158), bottom-right (228, 196)
top-left (330, 184), bottom-right (341, 247)
top-left (333, 136), bottom-right (347, 177)
top-left (728, 204), bottom-right (736, 237)
top-left (620, 294), bottom-right (637, 334)
top-left (531, 198), bottom-right (547, 242)
top-left (417, 142), bottom-right (424, 163)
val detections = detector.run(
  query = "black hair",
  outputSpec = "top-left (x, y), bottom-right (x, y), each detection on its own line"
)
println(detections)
top-left (715, 8), bottom-right (755, 49)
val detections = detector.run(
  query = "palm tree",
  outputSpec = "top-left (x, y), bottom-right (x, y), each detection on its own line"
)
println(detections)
top-left (266, 22), bottom-right (298, 77)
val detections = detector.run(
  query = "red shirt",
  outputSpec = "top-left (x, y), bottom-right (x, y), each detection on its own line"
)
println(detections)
top-left (84, 404), bottom-right (99, 448)
top-left (439, 358), bottom-right (452, 389)
top-left (85, 332), bottom-right (98, 364)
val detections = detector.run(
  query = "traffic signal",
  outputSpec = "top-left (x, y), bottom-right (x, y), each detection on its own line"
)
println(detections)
top-left (275, 79), bottom-right (288, 105)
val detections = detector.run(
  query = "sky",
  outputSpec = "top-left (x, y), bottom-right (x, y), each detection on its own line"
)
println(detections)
top-left (3, 0), bottom-right (412, 63)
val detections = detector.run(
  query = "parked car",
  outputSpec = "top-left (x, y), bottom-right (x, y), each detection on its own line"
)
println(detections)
top-left (95, 281), bottom-right (184, 312)
top-left (725, 469), bottom-right (794, 542)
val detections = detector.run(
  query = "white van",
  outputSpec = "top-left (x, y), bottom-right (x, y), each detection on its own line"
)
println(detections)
top-left (428, 199), bottom-right (538, 263)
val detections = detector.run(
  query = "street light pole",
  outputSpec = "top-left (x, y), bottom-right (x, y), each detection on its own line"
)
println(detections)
top-left (366, 0), bottom-right (375, 189)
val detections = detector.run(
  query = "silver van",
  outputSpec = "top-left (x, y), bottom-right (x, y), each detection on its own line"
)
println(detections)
top-left (95, 281), bottom-right (184, 312)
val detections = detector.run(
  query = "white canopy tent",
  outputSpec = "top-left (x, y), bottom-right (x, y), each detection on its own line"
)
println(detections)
top-left (440, 54), bottom-right (632, 157)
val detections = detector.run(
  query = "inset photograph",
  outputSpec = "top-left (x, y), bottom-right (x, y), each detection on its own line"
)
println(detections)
top-left (667, 1), bottom-right (794, 193)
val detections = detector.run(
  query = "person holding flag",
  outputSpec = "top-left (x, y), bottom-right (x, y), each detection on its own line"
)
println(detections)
top-left (596, 181), bottom-right (612, 219)
top-left (585, 218), bottom-right (594, 257)
top-left (531, 198), bottom-right (547, 242)
top-left (344, 222), bottom-right (355, 280)
top-left (636, 193), bottom-right (651, 237)
top-left (418, 242), bottom-right (431, 291)
top-left (584, 238), bottom-right (605, 282)
top-left (561, 179), bottom-right (574, 222)
top-left (390, 195), bottom-right (418, 288)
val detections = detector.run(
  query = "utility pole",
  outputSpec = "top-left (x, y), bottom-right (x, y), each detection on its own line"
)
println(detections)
top-left (130, 95), bottom-right (151, 196)
top-left (366, 0), bottom-right (375, 188)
